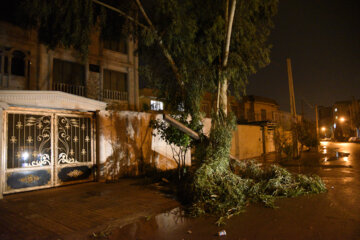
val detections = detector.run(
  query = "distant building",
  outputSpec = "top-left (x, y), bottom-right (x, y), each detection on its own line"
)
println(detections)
top-left (139, 89), bottom-right (290, 128)
top-left (201, 93), bottom-right (280, 123)
top-left (237, 95), bottom-right (280, 123)
top-left (333, 99), bottom-right (360, 139)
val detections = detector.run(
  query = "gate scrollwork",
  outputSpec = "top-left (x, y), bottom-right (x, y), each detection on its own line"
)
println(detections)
top-left (7, 114), bottom-right (51, 168)
top-left (57, 116), bottom-right (91, 164)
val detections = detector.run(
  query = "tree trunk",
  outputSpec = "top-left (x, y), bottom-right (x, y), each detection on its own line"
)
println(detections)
top-left (217, 0), bottom-right (236, 115)
top-left (219, 78), bottom-right (228, 115)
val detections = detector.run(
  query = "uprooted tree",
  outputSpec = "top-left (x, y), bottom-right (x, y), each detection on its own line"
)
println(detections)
top-left (9, 0), bottom-right (327, 221)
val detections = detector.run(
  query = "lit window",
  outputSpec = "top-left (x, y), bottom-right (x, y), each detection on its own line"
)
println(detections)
top-left (150, 100), bottom-right (164, 111)
top-left (334, 108), bottom-right (337, 112)
top-left (178, 103), bottom-right (185, 112)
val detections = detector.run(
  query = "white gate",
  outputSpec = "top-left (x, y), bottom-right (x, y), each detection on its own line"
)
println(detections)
top-left (2, 109), bottom-right (95, 194)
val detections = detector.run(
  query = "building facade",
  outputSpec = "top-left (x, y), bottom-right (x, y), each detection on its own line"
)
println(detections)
top-left (201, 94), bottom-right (280, 123)
top-left (0, 21), bottom-right (140, 198)
top-left (0, 21), bottom-right (139, 110)
top-left (140, 89), bottom-right (286, 126)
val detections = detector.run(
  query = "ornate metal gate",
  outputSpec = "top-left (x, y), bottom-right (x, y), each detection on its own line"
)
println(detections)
top-left (3, 109), bottom-right (95, 194)
top-left (55, 114), bottom-right (94, 186)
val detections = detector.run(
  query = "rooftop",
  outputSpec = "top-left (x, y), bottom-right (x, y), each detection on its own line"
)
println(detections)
top-left (243, 95), bottom-right (279, 106)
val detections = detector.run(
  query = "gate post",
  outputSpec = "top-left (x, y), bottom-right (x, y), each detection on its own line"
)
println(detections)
top-left (0, 102), bottom-right (9, 199)
top-left (95, 110), bottom-right (101, 182)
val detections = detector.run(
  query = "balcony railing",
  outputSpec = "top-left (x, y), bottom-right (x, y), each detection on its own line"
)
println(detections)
top-left (103, 89), bottom-right (128, 101)
top-left (53, 82), bottom-right (85, 97)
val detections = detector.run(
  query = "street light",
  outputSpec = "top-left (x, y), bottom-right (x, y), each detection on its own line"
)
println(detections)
top-left (339, 117), bottom-right (345, 123)
top-left (321, 126), bottom-right (326, 138)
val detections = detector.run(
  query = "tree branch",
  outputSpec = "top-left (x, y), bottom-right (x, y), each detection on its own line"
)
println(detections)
top-left (133, 0), bottom-right (184, 87)
top-left (217, 0), bottom-right (236, 114)
top-left (223, 0), bottom-right (236, 68)
top-left (92, 0), bottom-right (149, 30)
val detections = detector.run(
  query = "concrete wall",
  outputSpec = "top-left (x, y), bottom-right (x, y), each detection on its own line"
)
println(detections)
top-left (202, 118), bottom-right (276, 160)
top-left (97, 111), bottom-right (190, 181)
top-left (231, 125), bottom-right (264, 160)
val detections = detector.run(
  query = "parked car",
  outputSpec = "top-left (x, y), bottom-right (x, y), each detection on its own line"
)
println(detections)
top-left (348, 137), bottom-right (360, 143)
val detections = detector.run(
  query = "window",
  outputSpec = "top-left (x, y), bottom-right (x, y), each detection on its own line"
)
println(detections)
top-left (247, 110), bottom-right (255, 121)
top-left (178, 103), bottom-right (185, 112)
top-left (150, 100), bottom-right (163, 111)
top-left (103, 38), bottom-right (128, 54)
top-left (89, 64), bottom-right (100, 73)
top-left (11, 51), bottom-right (25, 76)
top-left (53, 59), bottom-right (85, 86)
top-left (261, 109), bottom-right (267, 121)
top-left (272, 111), bottom-right (278, 121)
top-left (0, 50), bottom-right (26, 76)
top-left (0, 55), bottom-right (8, 73)
top-left (103, 69), bottom-right (127, 92)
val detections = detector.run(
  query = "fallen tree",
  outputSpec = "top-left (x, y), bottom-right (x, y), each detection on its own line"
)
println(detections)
top-left (12, 0), bottom-right (327, 223)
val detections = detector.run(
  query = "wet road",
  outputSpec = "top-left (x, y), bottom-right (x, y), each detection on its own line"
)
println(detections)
top-left (320, 141), bottom-right (360, 169)
top-left (109, 142), bottom-right (360, 240)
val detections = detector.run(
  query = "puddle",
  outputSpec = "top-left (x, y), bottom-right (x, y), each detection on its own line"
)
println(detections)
top-left (106, 207), bottom-right (192, 240)
top-left (319, 143), bottom-right (353, 167)
top-left (320, 146), bottom-right (350, 164)
top-left (335, 152), bottom-right (350, 157)
top-left (103, 207), bottom-right (231, 240)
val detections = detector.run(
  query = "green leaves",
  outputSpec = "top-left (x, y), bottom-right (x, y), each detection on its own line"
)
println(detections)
top-left (188, 159), bottom-right (327, 222)
top-left (296, 119), bottom-right (319, 148)
top-left (21, 0), bottom-right (95, 58)
top-left (151, 115), bottom-right (194, 149)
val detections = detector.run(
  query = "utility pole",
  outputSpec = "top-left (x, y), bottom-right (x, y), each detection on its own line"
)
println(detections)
top-left (315, 104), bottom-right (319, 140)
top-left (301, 99), bottom-right (305, 122)
top-left (286, 58), bottom-right (298, 158)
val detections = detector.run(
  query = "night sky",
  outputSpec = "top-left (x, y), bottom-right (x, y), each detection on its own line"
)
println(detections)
top-left (247, 0), bottom-right (360, 118)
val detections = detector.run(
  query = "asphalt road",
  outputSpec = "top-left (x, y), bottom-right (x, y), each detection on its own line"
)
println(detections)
top-left (110, 142), bottom-right (360, 240)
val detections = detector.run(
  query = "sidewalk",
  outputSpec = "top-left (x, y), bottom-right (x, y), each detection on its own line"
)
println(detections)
top-left (0, 179), bottom-right (179, 240)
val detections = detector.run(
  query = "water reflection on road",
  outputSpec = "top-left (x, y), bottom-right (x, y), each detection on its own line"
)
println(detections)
top-left (110, 141), bottom-right (360, 240)
top-left (320, 141), bottom-right (359, 168)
